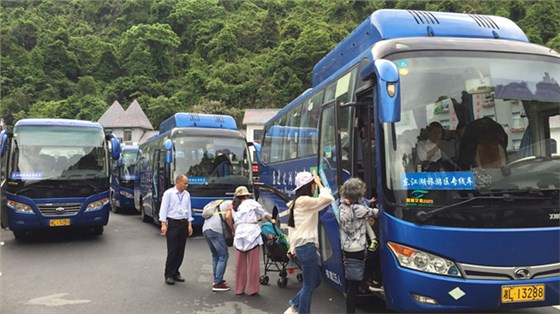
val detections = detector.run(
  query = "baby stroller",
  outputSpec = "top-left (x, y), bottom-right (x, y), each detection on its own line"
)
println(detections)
top-left (260, 222), bottom-right (302, 288)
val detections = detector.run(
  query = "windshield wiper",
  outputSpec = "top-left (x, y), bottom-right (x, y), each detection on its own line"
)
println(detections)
top-left (416, 190), bottom-right (555, 223)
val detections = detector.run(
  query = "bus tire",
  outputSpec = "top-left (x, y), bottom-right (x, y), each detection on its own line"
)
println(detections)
top-left (110, 194), bottom-right (120, 214)
top-left (140, 199), bottom-right (151, 223)
top-left (92, 226), bottom-right (104, 235)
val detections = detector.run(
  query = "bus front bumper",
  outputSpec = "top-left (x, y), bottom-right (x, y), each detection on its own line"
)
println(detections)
top-left (8, 207), bottom-right (109, 231)
top-left (384, 263), bottom-right (560, 312)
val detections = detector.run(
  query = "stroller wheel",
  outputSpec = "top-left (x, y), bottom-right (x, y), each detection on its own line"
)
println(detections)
top-left (277, 277), bottom-right (288, 288)
top-left (260, 275), bottom-right (269, 285)
top-left (297, 273), bottom-right (303, 282)
top-left (279, 270), bottom-right (287, 278)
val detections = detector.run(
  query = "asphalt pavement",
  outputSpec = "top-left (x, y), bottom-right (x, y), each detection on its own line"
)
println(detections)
top-left (0, 211), bottom-right (558, 314)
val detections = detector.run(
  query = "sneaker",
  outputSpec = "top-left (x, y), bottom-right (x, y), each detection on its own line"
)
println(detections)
top-left (368, 281), bottom-right (383, 292)
top-left (212, 282), bottom-right (231, 292)
top-left (283, 306), bottom-right (298, 314)
top-left (368, 239), bottom-right (379, 252)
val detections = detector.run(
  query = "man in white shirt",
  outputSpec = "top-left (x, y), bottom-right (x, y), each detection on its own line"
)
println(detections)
top-left (416, 122), bottom-right (444, 171)
top-left (159, 174), bottom-right (193, 285)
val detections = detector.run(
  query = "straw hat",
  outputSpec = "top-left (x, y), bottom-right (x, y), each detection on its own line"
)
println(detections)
top-left (234, 186), bottom-right (252, 197)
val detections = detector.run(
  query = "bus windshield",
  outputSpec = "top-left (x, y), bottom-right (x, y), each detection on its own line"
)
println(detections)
top-left (385, 51), bottom-right (560, 228)
top-left (121, 149), bottom-right (137, 179)
top-left (10, 126), bottom-right (108, 181)
top-left (173, 135), bottom-right (251, 189)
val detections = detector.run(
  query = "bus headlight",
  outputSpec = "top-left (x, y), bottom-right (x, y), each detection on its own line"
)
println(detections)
top-left (388, 242), bottom-right (462, 277)
top-left (7, 200), bottom-right (34, 213)
top-left (85, 198), bottom-right (109, 211)
top-left (119, 190), bottom-right (133, 198)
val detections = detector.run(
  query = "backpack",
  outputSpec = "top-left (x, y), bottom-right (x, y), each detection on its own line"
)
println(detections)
top-left (202, 200), bottom-right (225, 219)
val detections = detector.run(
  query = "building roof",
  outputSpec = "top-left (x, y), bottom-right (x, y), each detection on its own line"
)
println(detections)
top-left (124, 100), bottom-right (153, 130)
top-left (242, 109), bottom-right (280, 125)
top-left (98, 100), bottom-right (154, 130)
top-left (98, 101), bottom-right (126, 127)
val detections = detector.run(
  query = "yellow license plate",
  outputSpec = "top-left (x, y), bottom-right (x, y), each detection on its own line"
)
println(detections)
top-left (501, 284), bottom-right (545, 303)
top-left (49, 219), bottom-right (70, 227)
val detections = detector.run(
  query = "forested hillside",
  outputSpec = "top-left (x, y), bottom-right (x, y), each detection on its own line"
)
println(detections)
top-left (1, 0), bottom-right (559, 129)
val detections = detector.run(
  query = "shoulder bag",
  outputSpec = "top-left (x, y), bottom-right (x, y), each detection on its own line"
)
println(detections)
top-left (218, 208), bottom-right (234, 247)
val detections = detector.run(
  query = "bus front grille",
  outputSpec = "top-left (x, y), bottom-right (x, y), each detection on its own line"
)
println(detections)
top-left (37, 203), bottom-right (82, 216)
top-left (459, 262), bottom-right (560, 280)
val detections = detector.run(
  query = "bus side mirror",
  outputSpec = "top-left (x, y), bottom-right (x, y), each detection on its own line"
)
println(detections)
top-left (0, 130), bottom-right (9, 157)
top-left (109, 135), bottom-right (121, 160)
top-left (165, 139), bottom-right (173, 164)
top-left (374, 59), bottom-right (401, 123)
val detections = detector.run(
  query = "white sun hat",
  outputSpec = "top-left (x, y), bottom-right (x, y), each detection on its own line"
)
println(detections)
top-left (294, 171), bottom-right (314, 192)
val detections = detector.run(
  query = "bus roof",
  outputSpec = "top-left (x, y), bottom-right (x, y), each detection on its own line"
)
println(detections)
top-left (14, 118), bottom-right (103, 129)
top-left (313, 9), bottom-right (528, 87)
top-left (159, 113), bottom-right (237, 134)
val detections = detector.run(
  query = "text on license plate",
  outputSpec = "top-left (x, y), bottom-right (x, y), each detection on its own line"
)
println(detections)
top-left (501, 284), bottom-right (545, 303)
top-left (49, 219), bottom-right (70, 227)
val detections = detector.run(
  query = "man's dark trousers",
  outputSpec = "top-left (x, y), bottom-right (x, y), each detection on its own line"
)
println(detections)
top-left (165, 219), bottom-right (188, 279)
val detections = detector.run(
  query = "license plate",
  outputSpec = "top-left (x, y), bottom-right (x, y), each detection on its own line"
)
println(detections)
top-left (501, 284), bottom-right (545, 303)
top-left (49, 219), bottom-right (70, 227)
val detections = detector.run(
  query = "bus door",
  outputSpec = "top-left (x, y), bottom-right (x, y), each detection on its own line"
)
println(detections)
top-left (318, 100), bottom-right (356, 290)
top-left (0, 147), bottom-right (7, 228)
top-left (0, 132), bottom-right (9, 229)
top-left (152, 149), bottom-right (167, 221)
top-left (355, 88), bottom-right (376, 198)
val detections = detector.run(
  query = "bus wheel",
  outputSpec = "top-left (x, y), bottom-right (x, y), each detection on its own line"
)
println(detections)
top-left (13, 230), bottom-right (27, 240)
top-left (92, 226), bottom-right (104, 235)
top-left (110, 195), bottom-right (120, 214)
top-left (140, 200), bottom-right (151, 223)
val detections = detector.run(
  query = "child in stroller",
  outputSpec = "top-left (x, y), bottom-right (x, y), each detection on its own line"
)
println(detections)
top-left (260, 221), bottom-right (302, 288)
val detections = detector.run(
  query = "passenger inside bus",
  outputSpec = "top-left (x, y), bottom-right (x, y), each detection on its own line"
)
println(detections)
top-left (415, 122), bottom-right (457, 172)
top-left (213, 152), bottom-right (231, 177)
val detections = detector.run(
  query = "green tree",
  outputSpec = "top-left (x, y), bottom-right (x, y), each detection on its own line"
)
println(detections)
top-left (118, 23), bottom-right (180, 79)
top-left (519, 0), bottom-right (560, 45)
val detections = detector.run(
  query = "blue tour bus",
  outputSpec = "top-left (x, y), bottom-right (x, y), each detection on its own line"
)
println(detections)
top-left (0, 119), bottom-right (120, 239)
top-left (110, 145), bottom-right (139, 213)
top-left (257, 9), bottom-right (559, 312)
top-left (134, 113), bottom-right (253, 226)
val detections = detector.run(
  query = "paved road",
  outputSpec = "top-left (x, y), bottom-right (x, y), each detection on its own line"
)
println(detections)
top-left (0, 212), bottom-right (559, 314)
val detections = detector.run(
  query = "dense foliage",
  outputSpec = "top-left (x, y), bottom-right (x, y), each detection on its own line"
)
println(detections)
top-left (1, 0), bottom-right (559, 129)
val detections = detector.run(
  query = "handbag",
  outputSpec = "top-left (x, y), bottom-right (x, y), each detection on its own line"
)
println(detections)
top-left (344, 257), bottom-right (365, 281)
top-left (342, 206), bottom-right (365, 281)
top-left (218, 212), bottom-right (234, 247)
